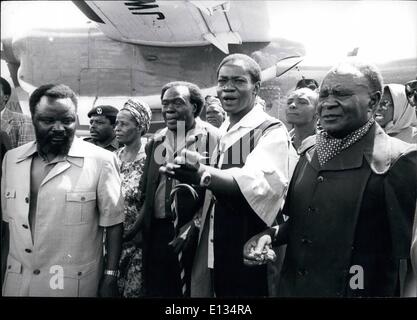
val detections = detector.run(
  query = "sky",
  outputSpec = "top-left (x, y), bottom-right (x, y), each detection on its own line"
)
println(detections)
top-left (268, 1), bottom-right (417, 64)
top-left (1, 0), bottom-right (416, 64)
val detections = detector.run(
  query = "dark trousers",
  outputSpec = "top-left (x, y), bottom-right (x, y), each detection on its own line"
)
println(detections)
top-left (146, 218), bottom-right (181, 297)
top-left (213, 259), bottom-right (268, 297)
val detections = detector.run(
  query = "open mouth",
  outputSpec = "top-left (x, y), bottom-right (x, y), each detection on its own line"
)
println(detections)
top-left (222, 96), bottom-right (237, 104)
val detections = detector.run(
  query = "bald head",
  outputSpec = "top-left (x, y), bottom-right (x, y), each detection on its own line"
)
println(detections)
top-left (323, 58), bottom-right (383, 95)
top-left (317, 59), bottom-right (382, 138)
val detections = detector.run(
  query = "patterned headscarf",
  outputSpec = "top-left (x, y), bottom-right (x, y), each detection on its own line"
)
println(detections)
top-left (316, 118), bottom-right (375, 167)
top-left (206, 96), bottom-right (225, 115)
top-left (121, 99), bottom-right (152, 134)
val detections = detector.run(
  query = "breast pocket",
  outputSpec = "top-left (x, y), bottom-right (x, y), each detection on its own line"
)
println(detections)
top-left (2, 256), bottom-right (23, 296)
top-left (3, 188), bottom-right (16, 221)
top-left (65, 192), bottom-right (97, 225)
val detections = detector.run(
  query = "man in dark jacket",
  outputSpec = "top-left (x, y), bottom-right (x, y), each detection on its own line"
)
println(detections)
top-left (244, 58), bottom-right (417, 297)
top-left (139, 81), bottom-right (219, 297)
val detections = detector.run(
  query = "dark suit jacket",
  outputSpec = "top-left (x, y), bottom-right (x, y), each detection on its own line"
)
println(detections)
top-left (276, 123), bottom-right (417, 297)
top-left (139, 124), bottom-right (220, 288)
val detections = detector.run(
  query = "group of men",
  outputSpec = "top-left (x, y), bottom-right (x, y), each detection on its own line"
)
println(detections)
top-left (1, 53), bottom-right (417, 298)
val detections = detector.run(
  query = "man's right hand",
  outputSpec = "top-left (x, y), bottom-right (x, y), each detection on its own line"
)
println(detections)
top-left (243, 228), bottom-right (277, 266)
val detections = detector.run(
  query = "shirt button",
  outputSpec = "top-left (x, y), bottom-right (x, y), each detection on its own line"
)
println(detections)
top-left (8, 265), bottom-right (11, 269)
top-left (210, 239), bottom-right (213, 243)
top-left (78, 272), bottom-right (83, 276)
top-left (80, 196), bottom-right (85, 201)
top-left (317, 176), bottom-right (324, 182)
top-left (25, 197), bottom-right (29, 203)
top-left (33, 269), bottom-right (41, 275)
top-left (6, 192), bottom-right (10, 196)
top-left (25, 248), bottom-right (32, 253)
top-left (22, 224), bottom-right (29, 229)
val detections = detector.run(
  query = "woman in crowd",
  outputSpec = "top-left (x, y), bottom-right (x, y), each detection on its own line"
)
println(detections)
top-left (374, 83), bottom-right (417, 143)
top-left (114, 98), bottom-right (152, 297)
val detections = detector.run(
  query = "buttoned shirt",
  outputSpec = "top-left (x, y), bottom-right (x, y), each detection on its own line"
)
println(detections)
top-left (2, 138), bottom-right (124, 296)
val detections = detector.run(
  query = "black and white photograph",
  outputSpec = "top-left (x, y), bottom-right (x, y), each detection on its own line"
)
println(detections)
top-left (1, 0), bottom-right (416, 316)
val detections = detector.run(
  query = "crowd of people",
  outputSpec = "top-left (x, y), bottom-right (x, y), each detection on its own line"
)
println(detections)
top-left (1, 54), bottom-right (417, 298)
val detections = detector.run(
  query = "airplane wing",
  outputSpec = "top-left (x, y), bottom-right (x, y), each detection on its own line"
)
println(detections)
top-left (73, 0), bottom-right (271, 53)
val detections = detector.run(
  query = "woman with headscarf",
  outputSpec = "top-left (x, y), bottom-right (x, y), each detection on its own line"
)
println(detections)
top-left (114, 98), bottom-right (152, 297)
top-left (375, 83), bottom-right (417, 144)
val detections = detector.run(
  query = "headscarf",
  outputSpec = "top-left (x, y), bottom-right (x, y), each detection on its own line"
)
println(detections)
top-left (121, 99), bottom-right (152, 134)
top-left (206, 96), bottom-right (225, 115)
top-left (384, 84), bottom-right (417, 135)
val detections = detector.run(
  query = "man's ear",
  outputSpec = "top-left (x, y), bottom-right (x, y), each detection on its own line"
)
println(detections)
top-left (253, 81), bottom-right (261, 96)
top-left (369, 91), bottom-right (381, 113)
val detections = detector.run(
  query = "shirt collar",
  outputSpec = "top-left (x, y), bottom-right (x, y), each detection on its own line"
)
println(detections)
top-left (154, 118), bottom-right (208, 160)
top-left (220, 103), bottom-right (265, 135)
top-left (16, 137), bottom-right (85, 167)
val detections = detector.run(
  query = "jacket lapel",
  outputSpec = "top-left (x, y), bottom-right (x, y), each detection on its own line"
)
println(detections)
top-left (309, 124), bottom-right (380, 172)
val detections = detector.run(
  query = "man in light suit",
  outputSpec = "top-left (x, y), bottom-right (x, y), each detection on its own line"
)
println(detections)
top-left (1, 84), bottom-right (124, 297)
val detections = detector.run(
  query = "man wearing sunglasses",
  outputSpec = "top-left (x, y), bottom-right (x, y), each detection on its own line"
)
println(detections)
top-left (405, 79), bottom-right (417, 110)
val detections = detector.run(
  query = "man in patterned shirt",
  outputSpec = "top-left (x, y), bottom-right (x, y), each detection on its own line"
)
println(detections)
top-left (0, 77), bottom-right (35, 149)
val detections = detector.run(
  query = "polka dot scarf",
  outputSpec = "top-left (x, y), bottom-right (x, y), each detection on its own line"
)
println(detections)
top-left (316, 118), bottom-right (375, 167)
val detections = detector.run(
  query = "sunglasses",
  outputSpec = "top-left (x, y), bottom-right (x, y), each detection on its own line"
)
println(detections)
top-left (405, 80), bottom-right (417, 107)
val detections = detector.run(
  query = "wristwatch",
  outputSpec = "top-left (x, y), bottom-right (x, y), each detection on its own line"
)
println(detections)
top-left (199, 171), bottom-right (212, 187)
top-left (104, 269), bottom-right (119, 277)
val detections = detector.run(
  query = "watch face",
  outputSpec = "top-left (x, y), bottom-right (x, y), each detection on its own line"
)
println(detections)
top-left (201, 173), bottom-right (211, 186)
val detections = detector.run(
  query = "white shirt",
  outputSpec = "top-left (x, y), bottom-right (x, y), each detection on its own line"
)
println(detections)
top-left (205, 105), bottom-right (299, 268)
